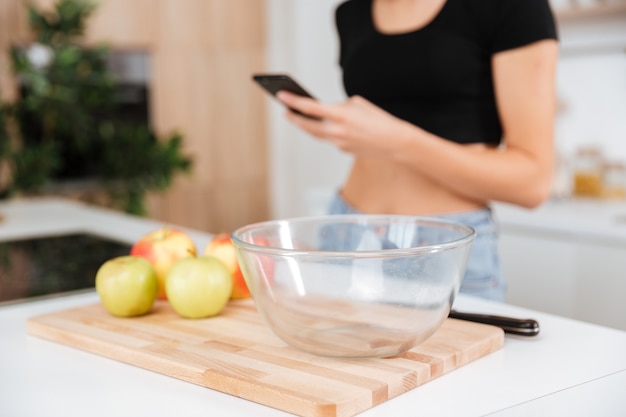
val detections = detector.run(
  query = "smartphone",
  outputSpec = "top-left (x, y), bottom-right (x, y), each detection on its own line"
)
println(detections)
top-left (252, 73), bottom-right (320, 120)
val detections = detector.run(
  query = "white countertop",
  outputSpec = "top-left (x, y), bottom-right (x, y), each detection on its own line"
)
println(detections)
top-left (2, 198), bottom-right (626, 417)
top-left (493, 197), bottom-right (626, 245)
top-left (0, 196), bottom-right (213, 249)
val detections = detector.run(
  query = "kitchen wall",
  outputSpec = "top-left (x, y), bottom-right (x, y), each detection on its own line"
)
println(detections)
top-left (266, 0), bottom-right (350, 219)
top-left (266, 0), bottom-right (626, 219)
top-left (555, 8), bottom-right (626, 167)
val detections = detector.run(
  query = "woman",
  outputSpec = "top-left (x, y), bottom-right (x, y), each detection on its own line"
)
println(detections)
top-left (276, 0), bottom-right (559, 301)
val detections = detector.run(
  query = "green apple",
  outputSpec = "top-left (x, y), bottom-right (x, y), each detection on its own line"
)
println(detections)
top-left (165, 256), bottom-right (233, 319)
top-left (96, 256), bottom-right (158, 317)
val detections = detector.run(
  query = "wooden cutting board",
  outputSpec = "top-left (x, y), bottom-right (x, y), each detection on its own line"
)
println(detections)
top-left (27, 299), bottom-right (503, 417)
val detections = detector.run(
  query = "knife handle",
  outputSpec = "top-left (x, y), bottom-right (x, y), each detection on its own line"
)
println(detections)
top-left (449, 310), bottom-right (540, 336)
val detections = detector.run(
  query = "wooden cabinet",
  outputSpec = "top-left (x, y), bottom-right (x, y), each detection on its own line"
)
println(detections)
top-left (0, 0), bottom-right (270, 234)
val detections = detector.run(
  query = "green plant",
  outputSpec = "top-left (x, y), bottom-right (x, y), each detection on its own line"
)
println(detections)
top-left (0, 0), bottom-right (191, 215)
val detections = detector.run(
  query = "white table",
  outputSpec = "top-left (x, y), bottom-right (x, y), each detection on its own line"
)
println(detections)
top-left (2, 198), bottom-right (626, 416)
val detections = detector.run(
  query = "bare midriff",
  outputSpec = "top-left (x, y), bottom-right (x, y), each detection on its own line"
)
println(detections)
top-left (341, 156), bottom-right (486, 216)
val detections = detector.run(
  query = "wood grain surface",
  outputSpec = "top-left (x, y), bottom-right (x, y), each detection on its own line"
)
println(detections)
top-left (27, 299), bottom-right (504, 417)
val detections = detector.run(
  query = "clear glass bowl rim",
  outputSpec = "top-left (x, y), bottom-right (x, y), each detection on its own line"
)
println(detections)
top-left (231, 214), bottom-right (476, 258)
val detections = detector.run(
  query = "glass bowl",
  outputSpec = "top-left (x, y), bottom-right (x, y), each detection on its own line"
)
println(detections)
top-left (231, 214), bottom-right (475, 358)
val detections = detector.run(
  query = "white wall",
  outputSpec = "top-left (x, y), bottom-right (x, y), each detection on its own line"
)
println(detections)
top-left (266, 0), bottom-right (350, 219)
top-left (267, 1), bottom-right (626, 218)
top-left (556, 13), bottom-right (626, 161)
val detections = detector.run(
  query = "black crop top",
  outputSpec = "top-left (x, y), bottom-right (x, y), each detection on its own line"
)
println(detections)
top-left (335, 0), bottom-right (558, 145)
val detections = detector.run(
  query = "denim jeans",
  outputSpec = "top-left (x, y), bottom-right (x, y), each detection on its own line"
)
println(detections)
top-left (327, 193), bottom-right (506, 302)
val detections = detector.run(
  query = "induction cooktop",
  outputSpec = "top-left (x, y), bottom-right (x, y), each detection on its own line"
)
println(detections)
top-left (0, 233), bottom-right (131, 305)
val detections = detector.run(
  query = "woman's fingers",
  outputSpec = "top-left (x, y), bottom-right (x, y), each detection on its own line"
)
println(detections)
top-left (278, 90), bottom-right (347, 140)
top-left (278, 91), bottom-right (396, 156)
top-left (285, 109), bottom-right (337, 139)
top-left (276, 91), bottom-right (335, 120)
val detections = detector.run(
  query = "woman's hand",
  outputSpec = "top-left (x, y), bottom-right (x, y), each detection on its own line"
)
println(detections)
top-left (276, 91), bottom-right (413, 158)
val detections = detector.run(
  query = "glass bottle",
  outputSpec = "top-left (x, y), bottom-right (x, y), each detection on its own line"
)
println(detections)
top-left (572, 147), bottom-right (603, 197)
top-left (602, 161), bottom-right (626, 199)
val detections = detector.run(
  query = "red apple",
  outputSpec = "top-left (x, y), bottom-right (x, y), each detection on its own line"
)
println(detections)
top-left (204, 233), bottom-right (273, 299)
top-left (204, 233), bottom-right (250, 299)
top-left (130, 227), bottom-right (197, 300)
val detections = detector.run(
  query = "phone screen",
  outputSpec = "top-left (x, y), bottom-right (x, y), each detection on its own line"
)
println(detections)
top-left (252, 74), bottom-right (320, 120)
top-left (252, 74), bottom-right (316, 99)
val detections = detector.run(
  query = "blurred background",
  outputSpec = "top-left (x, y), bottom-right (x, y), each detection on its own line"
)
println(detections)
top-left (1, 0), bottom-right (625, 229)
top-left (0, 0), bottom-right (268, 233)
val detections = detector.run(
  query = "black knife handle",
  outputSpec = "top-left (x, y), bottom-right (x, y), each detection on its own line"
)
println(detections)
top-left (449, 310), bottom-right (540, 336)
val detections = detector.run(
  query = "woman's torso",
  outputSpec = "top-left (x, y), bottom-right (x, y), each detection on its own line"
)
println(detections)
top-left (341, 155), bottom-right (487, 216)
top-left (336, 0), bottom-right (504, 146)
top-left (337, 0), bottom-right (494, 215)
top-left (335, 0), bottom-right (556, 216)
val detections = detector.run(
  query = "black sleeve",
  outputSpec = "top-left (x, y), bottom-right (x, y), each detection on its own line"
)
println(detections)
top-left (488, 0), bottom-right (558, 53)
top-left (335, 0), bottom-right (351, 68)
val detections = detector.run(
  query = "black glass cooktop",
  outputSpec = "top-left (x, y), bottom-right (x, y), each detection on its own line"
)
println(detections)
top-left (0, 233), bottom-right (131, 305)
